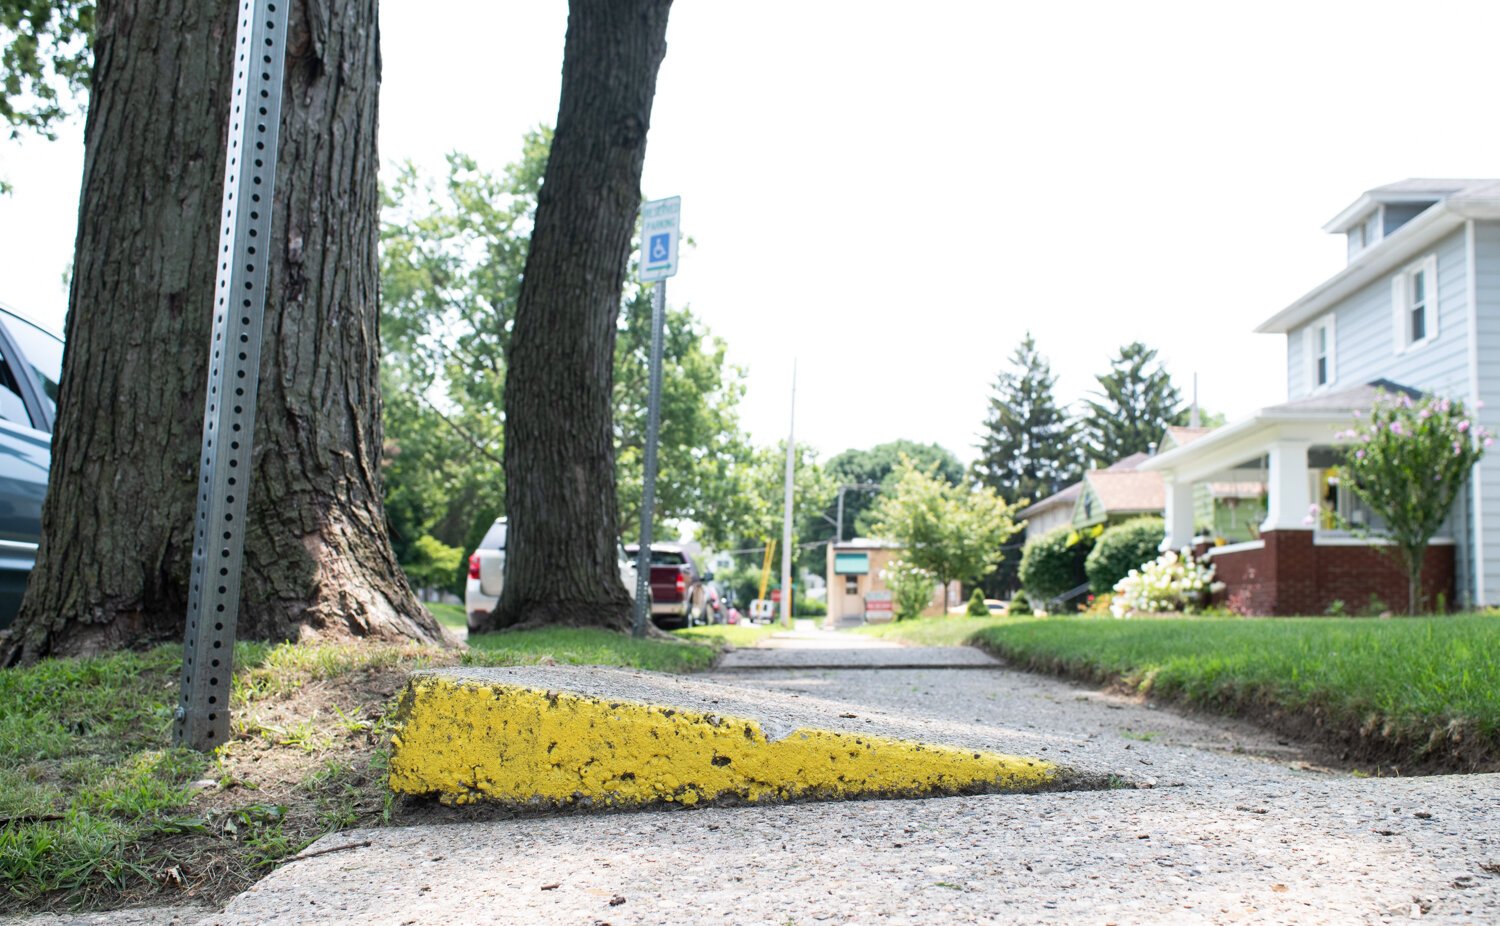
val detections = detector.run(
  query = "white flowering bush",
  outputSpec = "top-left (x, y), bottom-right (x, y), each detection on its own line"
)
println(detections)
top-left (1110, 548), bottom-right (1219, 617)
top-left (880, 558), bottom-right (935, 621)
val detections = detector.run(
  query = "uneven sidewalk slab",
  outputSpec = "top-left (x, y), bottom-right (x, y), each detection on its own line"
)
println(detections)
top-left (716, 644), bottom-right (1001, 670)
top-left (388, 666), bottom-right (1094, 809)
top-left (200, 775), bottom-right (1500, 926)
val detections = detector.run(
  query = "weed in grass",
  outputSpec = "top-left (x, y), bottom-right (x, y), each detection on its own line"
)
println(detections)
top-left (331, 705), bottom-right (373, 735)
top-left (1119, 730), bottom-right (1159, 742)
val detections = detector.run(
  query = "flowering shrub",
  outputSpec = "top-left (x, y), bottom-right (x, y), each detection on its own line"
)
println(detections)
top-left (1110, 548), bottom-right (1218, 617)
top-left (1334, 390), bottom-right (1489, 614)
top-left (880, 558), bottom-right (935, 621)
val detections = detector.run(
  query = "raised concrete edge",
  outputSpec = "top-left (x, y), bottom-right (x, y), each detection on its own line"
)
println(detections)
top-left (388, 665), bottom-right (1103, 810)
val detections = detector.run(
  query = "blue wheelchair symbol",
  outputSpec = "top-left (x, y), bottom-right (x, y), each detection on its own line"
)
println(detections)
top-left (648, 233), bottom-right (671, 264)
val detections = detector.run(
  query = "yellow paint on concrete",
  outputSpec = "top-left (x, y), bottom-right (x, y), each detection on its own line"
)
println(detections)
top-left (388, 675), bottom-right (1057, 808)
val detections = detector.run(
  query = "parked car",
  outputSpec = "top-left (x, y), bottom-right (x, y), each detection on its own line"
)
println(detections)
top-left (0, 304), bottom-right (63, 629)
top-left (464, 518), bottom-right (508, 632)
top-left (464, 517), bottom-right (646, 633)
top-left (623, 542), bottom-right (713, 629)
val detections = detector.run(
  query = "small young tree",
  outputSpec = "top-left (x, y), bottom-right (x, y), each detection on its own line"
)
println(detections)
top-left (871, 459), bottom-right (1025, 602)
top-left (1337, 391), bottom-right (1489, 614)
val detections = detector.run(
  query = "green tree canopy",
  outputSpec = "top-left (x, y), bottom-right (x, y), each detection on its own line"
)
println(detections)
top-left (871, 458), bottom-right (1024, 600)
top-left (972, 331), bottom-right (1082, 506)
top-left (1081, 341), bottom-right (1183, 465)
top-left (824, 440), bottom-right (963, 540)
top-left (1, 0), bottom-right (91, 139)
top-left (379, 131), bottom-right (754, 583)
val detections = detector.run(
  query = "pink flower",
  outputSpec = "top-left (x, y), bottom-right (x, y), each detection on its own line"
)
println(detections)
top-left (1458, 420), bottom-right (1471, 433)
top-left (1454, 442), bottom-right (1464, 455)
top-left (1488, 438), bottom-right (1495, 447)
top-left (1355, 449), bottom-right (1366, 460)
top-left (1390, 422), bottom-right (1404, 435)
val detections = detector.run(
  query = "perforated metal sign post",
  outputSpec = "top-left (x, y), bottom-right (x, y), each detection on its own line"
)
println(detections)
top-left (174, 0), bottom-right (290, 751)
top-left (632, 197), bottom-right (680, 638)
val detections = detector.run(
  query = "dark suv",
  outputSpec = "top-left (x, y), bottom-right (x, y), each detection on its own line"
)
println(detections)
top-left (0, 305), bottom-right (63, 628)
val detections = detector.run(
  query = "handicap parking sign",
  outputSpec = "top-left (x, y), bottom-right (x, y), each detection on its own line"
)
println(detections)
top-left (649, 233), bottom-right (671, 263)
top-left (639, 197), bottom-right (680, 282)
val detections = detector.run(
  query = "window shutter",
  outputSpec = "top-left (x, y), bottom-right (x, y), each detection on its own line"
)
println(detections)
top-left (1424, 254), bottom-right (1439, 340)
top-left (1391, 274), bottom-right (1407, 353)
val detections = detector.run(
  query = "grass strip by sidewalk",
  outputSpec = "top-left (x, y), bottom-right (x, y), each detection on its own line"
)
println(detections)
top-left (862, 613), bottom-right (1500, 772)
top-left (0, 624), bottom-right (739, 912)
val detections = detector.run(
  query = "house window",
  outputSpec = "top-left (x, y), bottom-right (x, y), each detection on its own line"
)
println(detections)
top-left (1315, 469), bottom-right (1385, 534)
top-left (1393, 255), bottom-right (1438, 351)
top-left (1305, 313), bottom-right (1335, 390)
top-left (844, 575), bottom-right (858, 595)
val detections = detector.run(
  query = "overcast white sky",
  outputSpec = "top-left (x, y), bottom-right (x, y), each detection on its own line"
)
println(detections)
top-left (3, 0), bottom-right (1498, 464)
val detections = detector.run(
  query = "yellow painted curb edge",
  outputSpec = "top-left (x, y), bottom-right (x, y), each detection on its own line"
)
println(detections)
top-left (388, 675), bottom-right (1059, 808)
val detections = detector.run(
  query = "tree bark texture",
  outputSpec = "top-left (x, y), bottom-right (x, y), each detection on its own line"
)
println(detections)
top-left (494, 0), bottom-right (673, 631)
top-left (4, 0), bottom-right (444, 664)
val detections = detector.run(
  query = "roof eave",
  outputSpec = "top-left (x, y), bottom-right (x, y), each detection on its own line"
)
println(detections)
top-left (1138, 411), bottom-right (1354, 472)
top-left (1256, 204), bottom-right (1465, 334)
top-left (1321, 194), bottom-right (1378, 233)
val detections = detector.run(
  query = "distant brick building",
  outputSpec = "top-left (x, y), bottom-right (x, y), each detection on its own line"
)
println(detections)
top-left (825, 539), bottom-right (958, 626)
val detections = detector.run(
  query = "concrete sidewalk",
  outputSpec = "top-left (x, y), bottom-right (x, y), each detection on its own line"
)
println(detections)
top-left (716, 621), bottom-right (1001, 669)
top-left (27, 628), bottom-right (1499, 924)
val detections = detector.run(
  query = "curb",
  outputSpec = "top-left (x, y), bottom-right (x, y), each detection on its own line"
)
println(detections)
top-left (388, 667), bottom-right (1063, 809)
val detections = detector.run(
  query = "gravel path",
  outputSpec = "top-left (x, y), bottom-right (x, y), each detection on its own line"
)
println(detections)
top-left (20, 628), bottom-right (1499, 924)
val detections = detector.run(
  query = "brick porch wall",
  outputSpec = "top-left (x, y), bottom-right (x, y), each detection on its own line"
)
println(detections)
top-left (1208, 530), bottom-right (1455, 615)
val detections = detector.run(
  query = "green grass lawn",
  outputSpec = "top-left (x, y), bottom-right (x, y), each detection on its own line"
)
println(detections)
top-left (672, 622), bottom-right (782, 648)
top-left (465, 626), bottom-right (721, 673)
top-left (425, 602), bottom-right (466, 630)
top-left (852, 615), bottom-right (1007, 646)
top-left (0, 621), bottom-right (745, 911)
top-left (866, 612), bottom-right (1500, 770)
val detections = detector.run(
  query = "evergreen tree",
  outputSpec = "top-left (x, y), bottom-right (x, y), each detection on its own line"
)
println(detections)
top-left (1081, 342), bottom-right (1184, 465)
top-left (972, 333), bottom-right (1082, 506)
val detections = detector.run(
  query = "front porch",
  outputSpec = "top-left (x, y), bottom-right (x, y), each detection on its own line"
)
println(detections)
top-left (1141, 383), bottom-right (1457, 615)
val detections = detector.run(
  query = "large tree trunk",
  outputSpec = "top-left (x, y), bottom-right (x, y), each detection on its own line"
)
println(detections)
top-left (494, 0), bottom-right (672, 632)
top-left (3, 0), bottom-right (444, 665)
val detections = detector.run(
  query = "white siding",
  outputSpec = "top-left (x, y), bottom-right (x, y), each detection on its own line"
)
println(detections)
top-left (1286, 226), bottom-right (1495, 604)
top-left (1287, 229), bottom-right (1470, 401)
top-left (1473, 221), bottom-right (1500, 605)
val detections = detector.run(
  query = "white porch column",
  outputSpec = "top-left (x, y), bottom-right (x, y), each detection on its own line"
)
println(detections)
top-left (1163, 476), bottom-right (1195, 551)
top-left (1261, 440), bottom-right (1312, 532)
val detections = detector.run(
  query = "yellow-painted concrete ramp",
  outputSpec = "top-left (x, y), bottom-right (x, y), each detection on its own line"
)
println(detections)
top-left (388, 666), bottom-right (1076, 809)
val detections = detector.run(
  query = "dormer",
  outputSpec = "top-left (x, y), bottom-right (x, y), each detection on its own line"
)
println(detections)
top-left (1324, 180), bottom-right (1475, 264)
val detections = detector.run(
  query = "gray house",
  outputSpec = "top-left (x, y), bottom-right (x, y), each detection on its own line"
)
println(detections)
top-left (1143, 179), bottom-right (1500, 614)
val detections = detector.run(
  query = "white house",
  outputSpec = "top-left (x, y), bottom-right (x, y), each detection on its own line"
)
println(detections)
top-left (1142, 179), bottom-right (1500, 613)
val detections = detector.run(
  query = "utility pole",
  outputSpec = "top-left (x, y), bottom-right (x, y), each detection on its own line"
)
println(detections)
top-left (835, 482), bottom-right (884, 544)
top-left (779, 362), bottom-right (797, 628)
